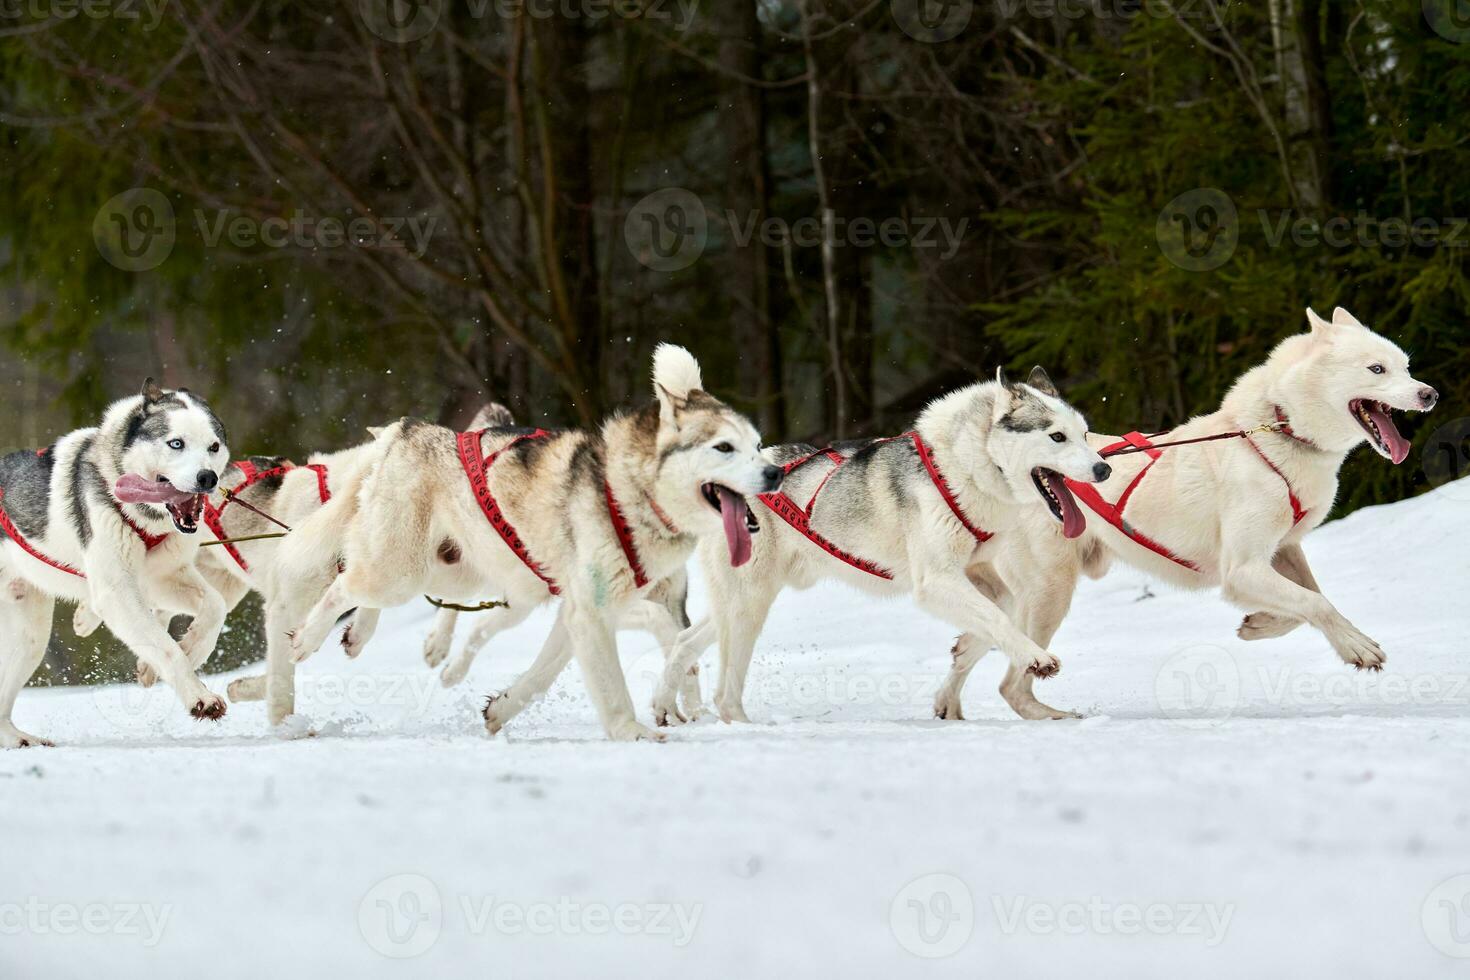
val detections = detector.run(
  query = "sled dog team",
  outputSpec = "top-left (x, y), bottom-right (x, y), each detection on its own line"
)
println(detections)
top-left (0, 307), bottom-right (1439, 747)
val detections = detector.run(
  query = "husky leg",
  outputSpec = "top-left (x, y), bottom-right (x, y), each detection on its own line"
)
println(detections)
top-left (175, 568), bottom-right (247, 673)
top-left (911, 564), bottom-right (1062, 685)
top-left (561, 597), bottom-right (661, 742)
top-left (441, 603), bottom-right (535, 688)
top-left (287, 577), bottom-right (361, 663)
top-left (88, 569), bottom-right (225, 720)
top-left (652, 618), bottom-right (714, 726)
top-left (0, 579), bottom-right (56, 748)
top-left (227, 673), bottom-right (265, 702)
top-left (934, 561), bottom-right (1009, 720)
top-left (997, 578), bottom-right (1080, 721)
top-left (1237, 543), bottom-right (1316, 641)
top-left (422, 606), bottom-right (459, 668)
top-left (262, 599), bottom-right (298, 725)
top-left (482, 610), bottom-right (571, 736)
top-left (341, 607), bottom-right (379, 659)
top-left (1220, 555), bottom-right (1384, 670)
top-left (713, 583), bottom-right (780, 724)
top-left (73, 602), bottom-right (103, 638)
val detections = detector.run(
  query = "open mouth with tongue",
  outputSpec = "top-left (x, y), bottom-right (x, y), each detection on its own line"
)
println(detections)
top-left (1032, 467), bottom-right (1086, 539)
top-left (1349, 398), bottom-right (1410, 464)
top-left (701, 482), bottom-right (759, 567)
top-left (113, 474), bottom-right (207, 533)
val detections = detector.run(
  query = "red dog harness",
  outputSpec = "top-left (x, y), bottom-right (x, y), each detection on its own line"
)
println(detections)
top-left (458, 429), bottom-right (561, 595)
top-left (1065, 426), bottom-right (1308, 572)
top-left (0, 448), bottom-right (168, 579)
top-left (458, 429), bottom-right (663, 594)
top-left (203, 460), bottom-right (331, 572)
top-left (757, 431), bottom-right (992, 580)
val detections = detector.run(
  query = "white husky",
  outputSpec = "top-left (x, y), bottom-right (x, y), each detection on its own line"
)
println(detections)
top-left (939, 307), bottom-right (1439, 707)
top-left (278, 345), bottom-right (778, 741)
top-left (0, 380), bottom-right (233, 747)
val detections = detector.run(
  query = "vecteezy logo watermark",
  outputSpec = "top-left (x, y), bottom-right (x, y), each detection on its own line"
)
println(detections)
top-left (624, 188), bottom-right (709, 272)
top-left (727, 211), bottom-right (969, 259)
top-left (359, 0), bottom-right (697, 43)
top-left (357, 874), bottom-right (703, 958)
top-left (359, 874), bottom-right (443, 958)
top-left (93, 188), bottom-right (176, 272)
top-left (1154, 644), bottom-right (1240, 725)
top-left (890, 0), bottom-right (973, 43)
top-left (0, 0), bottom-right (170, 30)
top-left (194, 210), bottom-right (438, 258)
top-left (358, 0), bottom-right (443, 43)
top-left (1258, 210), bottom-right (1469, 251)
top-left (890, 873), bottom-right (974, 958)
top-left (1423, 417), bottom-right (1470, 501)
top-left (1424, 0), bottom-right (1470, 43)
top-left (1423, 874), bottom-right (1470, 957)
top-left (1156, 188), bottom-right (1238, 272)
top-left (992, 896), bottom-right (1234, 946)
top-left (0, 900), bottom-right (173, 946)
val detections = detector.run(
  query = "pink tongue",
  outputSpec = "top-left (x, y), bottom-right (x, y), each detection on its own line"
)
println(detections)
top-left (716, 486), bottom-right (753, 567)
top-left (1051, 475), bottom-right (1087, 539)
top-left (114, 474), bottom-right (195, 505)
top-left (1364, 403), bottom-right (1410, 464)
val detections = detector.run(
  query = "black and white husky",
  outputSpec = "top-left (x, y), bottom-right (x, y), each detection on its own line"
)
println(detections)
top-left (642, 368), bottom-right (1113, 725)
top-left (0, 380), bottom-right (232, 747)
top-left (277, 345), bottom-right (778, 741)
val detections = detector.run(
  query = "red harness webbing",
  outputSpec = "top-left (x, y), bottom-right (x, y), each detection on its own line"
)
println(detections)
top-left (604, 481), bottom-right (650, 589)
top-left (203, 461), bottom-right (332, 572)
top-left (756, 431), bottom-right (992, 580)
top-left (0, 450), bottom-right (169, 578)
top-left (1066, 428), bottom-right (1309, 572)
top-left (457, 428), bottom-right (560, 596)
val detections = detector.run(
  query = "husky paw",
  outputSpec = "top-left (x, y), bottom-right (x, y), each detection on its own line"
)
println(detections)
top-left (190, 694), bottom-right (228, 721)
top-left (482, 693), bottom-right (510, 736)
top-left (341, 624), bottom-right (366, 659)
top-left (0, 723), bottom-right (54, 749)
top-left (1026, 652), bottom-right (1062, 678)
top-left (227, 675), bottom-right (266, 702)
top-left (1011, 699), bottom-right (1080, 721)
top-left (285, 629), bottom-right (314, 665)
top-left (422, 632), bottom-right (451, 669)
top-left (715, 700), bottom-right (750, 724)
top-left (72, 604), bottom-right (102, 637)
top-left (933, 690), bottom-right (965, 721)
top-left (651, 695), bottom-right (686, 728)
top-left (135, 662), bottom-right (158, 688)
top-left (1332, 628), bottom-right (1386, 671)
top-left (440, 655), bottom-right (473, 688)
top-left (1237, 611), bottom-right (1301, 641)
top-left (608, 719), bottom-right (665, 743)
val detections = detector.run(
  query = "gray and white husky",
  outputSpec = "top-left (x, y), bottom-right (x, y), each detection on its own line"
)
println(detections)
top-left (278, 345), bottom-right (778, 741)
top-left (209, 404), bottom-right (696, 730)
top-left (641, 367), bottom-right (1113, 725)
top-left (0, 380), bottom-right (233, 747)
top-left (939, 307), bottom-right (1439, 711)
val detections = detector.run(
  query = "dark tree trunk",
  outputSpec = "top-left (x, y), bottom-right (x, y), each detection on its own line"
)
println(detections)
top-left (717, 0), bottom-right (784, 438)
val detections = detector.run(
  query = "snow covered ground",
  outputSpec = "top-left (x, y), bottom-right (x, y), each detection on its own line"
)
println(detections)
top-left (3, 480), bottom-right (1469, 978)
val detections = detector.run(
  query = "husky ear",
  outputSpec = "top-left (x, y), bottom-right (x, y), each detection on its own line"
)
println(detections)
top-left (653, 344), bottom-right (703, 431)
top-left (141, 377), bottom-right (164, 407)
top-left (1305, 307), bottom-right (1334, 342)
top-left (994, 366), bottom-right (1010, 389)
top-left (366, 425), bottom-right (384, 438)
top-left (1026, 366), bottom-right (1059, 398)
top-left (1331, 306), bottom-right (1365, 329)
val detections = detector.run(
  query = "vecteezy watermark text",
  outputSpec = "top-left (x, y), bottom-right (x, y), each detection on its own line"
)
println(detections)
top-left (992, 896), bottom-right (1234, 945)
top-left (357, 873), bottom-right (702, 958)
top-left (0, 899), bottom-right (173, 947)
top-left (0, 0), bottom-right (168, 30)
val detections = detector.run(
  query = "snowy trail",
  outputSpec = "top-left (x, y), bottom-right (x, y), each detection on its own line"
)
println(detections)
top-left (3, 481), bottom-right (1469, 978)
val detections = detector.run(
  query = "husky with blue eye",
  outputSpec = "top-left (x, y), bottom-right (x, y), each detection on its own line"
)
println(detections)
top-left (0, 379), bottom-right (233, 747)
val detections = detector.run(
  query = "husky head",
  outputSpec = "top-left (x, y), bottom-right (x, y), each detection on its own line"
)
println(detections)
top-left (112, 379), bottom-right (230, 533)
top-left (649, 344), bottom-right (780, 567)
top-left (1269, 308), bottom-right (1438, 463)
top-left (986, 367), bottom-right (1111, 539)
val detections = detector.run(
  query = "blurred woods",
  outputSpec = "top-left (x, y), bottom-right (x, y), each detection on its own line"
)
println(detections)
top-left (2, 1), bottom-right (1467, 494)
